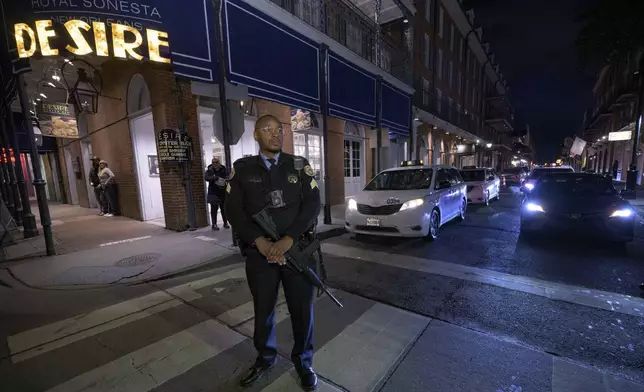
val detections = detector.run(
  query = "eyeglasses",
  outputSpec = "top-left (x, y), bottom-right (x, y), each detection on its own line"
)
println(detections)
top-left (257, 126), bottom-right (283, 134)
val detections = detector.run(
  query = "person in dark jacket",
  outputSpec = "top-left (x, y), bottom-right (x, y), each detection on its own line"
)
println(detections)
top-left (89, 156), bottom-right (107, 215)
top-left (205, 157), bottom-right (229, 230)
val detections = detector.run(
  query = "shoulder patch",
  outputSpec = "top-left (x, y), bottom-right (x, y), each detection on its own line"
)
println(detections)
top-left (310, 178), bottom-right (318, 189)
top-left (303, 165), bottom-right (315, 177)
top-left (226, 183), bottom-right (231, 194)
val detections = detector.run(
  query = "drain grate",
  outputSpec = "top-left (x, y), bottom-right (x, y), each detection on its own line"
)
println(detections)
top-left (115, 253), bottom-right (161, 267)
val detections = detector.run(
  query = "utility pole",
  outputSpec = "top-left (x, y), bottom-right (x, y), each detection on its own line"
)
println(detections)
top-left (215, 0), bottom-right (236, 246)
top-left (319, 44), bottom-right (331, 225)
top-left (17, 74), bottom-right (55, 255)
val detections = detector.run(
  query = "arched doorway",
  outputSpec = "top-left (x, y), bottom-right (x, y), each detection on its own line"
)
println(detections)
top-left (127, 74), bottom-right (164, 222)
top-left (77, 112), bottom-right (98, 208)
top-left (344, 122), bottom-right (366, 198)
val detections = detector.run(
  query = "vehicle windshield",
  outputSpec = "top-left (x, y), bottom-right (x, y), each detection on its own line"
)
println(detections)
top-left (460, 170), bottom-right (485, 182)
top-left (528, 167), bottom-right (573, 179)
top-left (532, 175), bottom-right (616, 196)
top-left (364, 169), bottom-right (433, 191)
top-left (502, 167), bottom-right (523, 174)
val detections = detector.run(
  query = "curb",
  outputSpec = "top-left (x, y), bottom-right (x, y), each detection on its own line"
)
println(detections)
top-left (4, 226), bottom-right (348, 291)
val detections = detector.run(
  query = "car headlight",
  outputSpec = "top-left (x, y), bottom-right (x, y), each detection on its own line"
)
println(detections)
top-left (400, 198), bottom-right (424, 211)
top-left (525, 202), bottom-right (544, 213)
top-left (524, 182), bottom-right (534, 191)
top-left (610, 208), bottom-right (633, 218)
top-left (347, 199), bottom-right (357, 211)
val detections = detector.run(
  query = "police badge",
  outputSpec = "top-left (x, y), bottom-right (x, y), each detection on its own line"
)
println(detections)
top-left (288, 174), bottom-right (299, 184)
top-left (303, 165), bottom-right (315, 177)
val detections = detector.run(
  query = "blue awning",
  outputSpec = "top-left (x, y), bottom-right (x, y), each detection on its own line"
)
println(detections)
top-left (327, 53), bottom-right (377, 127)
top-left (224, 0), bottom-right (320, 112)
top-left (381, 82), bottom-right (411, 135)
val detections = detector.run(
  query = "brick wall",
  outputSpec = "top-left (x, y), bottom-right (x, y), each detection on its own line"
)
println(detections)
top-left (78, 60), bottom-right (207, 230)
top-left (326, 116), bottom-right (345, 206)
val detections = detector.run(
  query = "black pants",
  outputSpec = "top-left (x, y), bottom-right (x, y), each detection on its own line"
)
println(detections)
top-left (103, 184), bottom-right (117, 214)
top-left (93, 187), bottom-right (107, 213)
top-left (209, 201), bottom-right (228, 226)
top-left (244, 248), bottom-right (315, 371)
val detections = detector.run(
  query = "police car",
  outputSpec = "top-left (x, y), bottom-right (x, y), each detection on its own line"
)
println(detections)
top-left (345, 160), bottom-right (467, 241)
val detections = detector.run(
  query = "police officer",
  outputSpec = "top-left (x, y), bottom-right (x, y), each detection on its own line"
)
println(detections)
top-left (225, 114), bottom-right (321, 391)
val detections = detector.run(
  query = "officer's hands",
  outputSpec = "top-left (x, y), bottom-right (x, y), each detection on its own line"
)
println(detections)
top-left (266, 236), bottom-right (294, 265)
top-left (254, 237), bottom-right (273, 259)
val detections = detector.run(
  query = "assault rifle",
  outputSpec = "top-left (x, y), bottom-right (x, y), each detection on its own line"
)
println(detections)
top-left (252, 209), bottom-right (343, 308)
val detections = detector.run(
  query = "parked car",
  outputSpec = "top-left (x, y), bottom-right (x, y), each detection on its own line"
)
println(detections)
top-left (345, 161), bottom-right (467, 241)
top-left (501, 167), bottom-right (528, 186)
top-left (460, 167), bottom-right (501, 206)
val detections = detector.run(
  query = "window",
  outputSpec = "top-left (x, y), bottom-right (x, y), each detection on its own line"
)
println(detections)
top-left (457, 70), bottom-right (462, 93)
top-left (443, 54), bottom-right (449, 81)
top-left (425, 0), bottom-right (431, 22)
top-left (437, 49), bottom-right (443, 79)
top-left (464, 79), bottom-right (469, 103)
top-left (438, 7), bottom-right (444, 37)
top-left (422, 78), bottom-right (431, 106)
top-left (344, 140), bottom-right (362, 178)
top-left (435, 169), bottom-right (449, 189)
top-left (436, 89), bottom-right (442, 112)
top-left (448, 168), bottom-right (463, 185)
top-left (459, 38), bottom-right (464, 62)
top-left (423, 34), bottom-right (431, 68)
top-left (448, 61), bottom-right (453, 88)
top-left (366, 169), bottom-right (434, 191)
top-left (450, 25), bottom-right (455, 52)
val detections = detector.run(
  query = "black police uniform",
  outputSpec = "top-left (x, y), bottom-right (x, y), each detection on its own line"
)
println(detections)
top-left (224, 152), bottom-right (321, 385)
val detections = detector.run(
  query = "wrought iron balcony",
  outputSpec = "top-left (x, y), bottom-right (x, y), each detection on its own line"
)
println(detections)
top-left (268, 0), bottom-right (412, 85)
top-left (413, 83), bottom-right (485, 138)
top-left (484, 105), bottom-right (514, 132)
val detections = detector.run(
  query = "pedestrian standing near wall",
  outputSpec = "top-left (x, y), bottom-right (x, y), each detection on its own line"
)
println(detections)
top-left (89, 156), bottom-right (107, 215)
top-left (98, 160), bottom-right (116, 217)
top-left (204, 157), bottom-right (229, 230)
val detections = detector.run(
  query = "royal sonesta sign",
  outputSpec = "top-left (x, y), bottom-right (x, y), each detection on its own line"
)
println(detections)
top-left (15, 20), bottom-right (171, 63)
top-left (4, 0), bottom-right (218, 82)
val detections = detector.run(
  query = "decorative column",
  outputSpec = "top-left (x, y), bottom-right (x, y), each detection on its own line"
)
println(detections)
top-left (0, 117), bottom-right (22, 225)
top-left (4, 106), bottom-right (38, 237)
top-left (374, 0), bottom-right (382, 66)
top-left (0, 124), bottom-right (15, 219)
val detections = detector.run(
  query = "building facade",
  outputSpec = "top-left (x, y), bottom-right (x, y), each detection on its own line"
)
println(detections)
top-left (410, 0), bottom-right (518, 172)
top-left (581, 51), bottom-right (644, 183)
top-left (2, 0), bottom-right (415, 230)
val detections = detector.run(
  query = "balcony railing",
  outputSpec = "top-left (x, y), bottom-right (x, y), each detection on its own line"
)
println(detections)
top-left (268, 0), bottom-right (412, 85)
top-left (485, 107), bottom-right (515, 129)
top-left (413, 84), bottom-right (486, 138)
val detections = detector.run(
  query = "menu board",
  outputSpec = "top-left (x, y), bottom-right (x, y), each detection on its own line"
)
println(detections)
top-left (37, 102), bottom-right (79, 138)
top-left (157, 129), bottom-right (192, 163)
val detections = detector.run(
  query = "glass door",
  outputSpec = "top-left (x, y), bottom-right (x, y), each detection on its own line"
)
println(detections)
top-left (344, 139), bottom-right (363, 198)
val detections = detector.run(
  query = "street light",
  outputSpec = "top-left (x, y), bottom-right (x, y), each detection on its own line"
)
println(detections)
top-left (62, 59), bottom-right (102, 115)
top-left (486, 143), bottom-right (492, 148)
top-left (32, 117), bottom-right (43, 147)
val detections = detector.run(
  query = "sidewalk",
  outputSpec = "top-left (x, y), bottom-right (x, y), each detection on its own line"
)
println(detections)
top-left (0, 203), bottom-right (346, 288)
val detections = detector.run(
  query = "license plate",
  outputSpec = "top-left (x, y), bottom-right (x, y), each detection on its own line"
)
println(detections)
top-left (366, 218), bottom-right (381, 227)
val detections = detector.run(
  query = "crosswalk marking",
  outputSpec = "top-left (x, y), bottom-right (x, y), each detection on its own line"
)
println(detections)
top-left (322, 243), bottom-right (644, 318)
top-left (44, 320), bottom-right (246, 392)
top-left (260, 370), bottom-right (343, 392)
top-left (314, 303), bottom-right (429, 392)
top-left (11, 299), bottom-right (181, 364)
top-left (218, 288), bottom-right (286, 327)
top-left (7, 264), bottom-right (246, 362)
top-left (8, 290), bottom-right (175, 357)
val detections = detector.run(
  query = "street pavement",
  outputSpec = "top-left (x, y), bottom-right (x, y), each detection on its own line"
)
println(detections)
top-left (1, 188), bottom-right (644, 391)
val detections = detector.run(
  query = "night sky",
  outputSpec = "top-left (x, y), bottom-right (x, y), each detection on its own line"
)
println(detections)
top-left (463, 0), bottom-right (599, 162)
